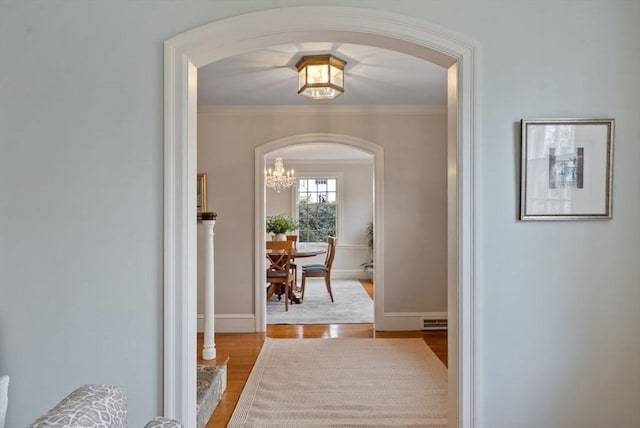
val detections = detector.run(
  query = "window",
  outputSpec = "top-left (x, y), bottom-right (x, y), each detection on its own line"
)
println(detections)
top-left (297, 178), bottom-right (337, 242)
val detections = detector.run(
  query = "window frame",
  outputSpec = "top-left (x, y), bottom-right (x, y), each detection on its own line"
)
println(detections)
top-left (291, 172), bottom-right (344, 245)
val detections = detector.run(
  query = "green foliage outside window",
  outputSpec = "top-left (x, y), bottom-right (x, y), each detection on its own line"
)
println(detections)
top-left (298, 200), bottom-right (336, 242)
top-left (297, 177), bottom-right (337, 243)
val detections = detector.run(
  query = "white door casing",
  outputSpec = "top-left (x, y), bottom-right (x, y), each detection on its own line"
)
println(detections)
top-left (164, 6), bottom-right (479, 428)
top-left (255, 134), bottom-right (384, 331)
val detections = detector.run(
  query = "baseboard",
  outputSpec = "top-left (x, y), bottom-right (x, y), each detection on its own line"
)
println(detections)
top-left (198, 311), bottom-right (446, 332)
top-left (197, 314), bottom-right (256, 333)
top-left (382, 312), bottom-right (448, 331)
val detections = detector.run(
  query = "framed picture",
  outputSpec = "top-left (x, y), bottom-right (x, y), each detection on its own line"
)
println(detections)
top-left (520, 118), bottom-right (614, 220)
top-left (197, 173), bottom-right (207, 216)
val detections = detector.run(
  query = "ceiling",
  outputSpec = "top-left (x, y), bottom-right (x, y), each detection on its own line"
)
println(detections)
top-left (266, 143), bottom-right (373, 162)
top-left (198, 42), bottom-right (446, 161)
top-left (198, 42), bottom-right (447, 107)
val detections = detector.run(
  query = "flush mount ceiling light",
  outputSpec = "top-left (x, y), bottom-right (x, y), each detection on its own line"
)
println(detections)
top-left (296, 54), bottom-right (346, 100)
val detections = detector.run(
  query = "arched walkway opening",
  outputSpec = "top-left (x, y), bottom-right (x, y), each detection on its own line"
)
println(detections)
top-left (255, 134), bottom-right (384, 330)
top-left (165, 6), bottom-right (478, 427)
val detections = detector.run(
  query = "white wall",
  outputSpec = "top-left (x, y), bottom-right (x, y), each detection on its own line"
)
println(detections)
top-left (1, 2), bottom-right (638, 427)
top-left (197, 110), bottom-right (448, 317)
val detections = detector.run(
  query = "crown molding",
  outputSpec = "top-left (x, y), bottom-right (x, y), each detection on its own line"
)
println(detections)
top-left (197, 104), bottom-right (447, 115)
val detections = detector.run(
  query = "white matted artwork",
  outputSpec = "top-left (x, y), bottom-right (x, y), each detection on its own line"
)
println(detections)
top-left (520, 118), bottom-right (614, 220)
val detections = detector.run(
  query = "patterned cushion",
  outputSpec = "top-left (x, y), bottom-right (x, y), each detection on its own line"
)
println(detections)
top-left (144, 416), bottom-right (183, 428)
top-left (29, 385), bottom-right (127, 428)
top-left (0, 376), bottom-right (8, 428)
top-left (29, 384), bottom-right (183, 428)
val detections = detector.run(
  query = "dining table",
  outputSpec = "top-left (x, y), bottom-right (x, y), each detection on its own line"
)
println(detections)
top-left (266, 245), bottom-right (326, 304)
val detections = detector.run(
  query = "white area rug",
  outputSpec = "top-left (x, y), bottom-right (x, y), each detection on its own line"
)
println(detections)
top-left (267, 279), bottom-right (373, 324)
top-left (228, 338), bottom-right (448, 427)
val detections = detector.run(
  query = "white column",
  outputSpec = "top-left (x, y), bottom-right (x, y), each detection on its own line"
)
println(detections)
top-left (202, 218), bottom-right (216, 360)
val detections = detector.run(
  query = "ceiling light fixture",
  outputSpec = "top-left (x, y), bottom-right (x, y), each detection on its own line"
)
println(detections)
top-left (296, 54), bottom-right (346, 100)
top-left (265, 157), bottom-right (296, 192)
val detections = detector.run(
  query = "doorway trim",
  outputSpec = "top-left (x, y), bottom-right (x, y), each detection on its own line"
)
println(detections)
top-left (164, 6), bottom-right (478, 428)
top-left (255, 134), bottom-right (384, 330)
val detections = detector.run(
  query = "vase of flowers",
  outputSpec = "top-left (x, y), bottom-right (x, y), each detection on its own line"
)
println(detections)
top-left (266, 214), bottom-right (298, 241)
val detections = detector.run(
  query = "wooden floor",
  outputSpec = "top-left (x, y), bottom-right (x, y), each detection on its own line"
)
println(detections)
top-left (198, 280), bottom-right (448, 427)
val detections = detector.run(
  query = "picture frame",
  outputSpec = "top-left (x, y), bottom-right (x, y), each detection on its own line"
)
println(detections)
top-left (520, 118), bottom-right (614, 220)
top-left (197, 173), bottom-right (207, 217)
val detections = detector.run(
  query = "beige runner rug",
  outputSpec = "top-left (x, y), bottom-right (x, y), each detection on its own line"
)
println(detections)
top-left (228, 338), bottom-right (447, 427)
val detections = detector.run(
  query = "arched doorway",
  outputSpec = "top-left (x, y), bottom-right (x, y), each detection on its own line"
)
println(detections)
top-left (255, 133), bottom-right (384, 330)
top-left (164, 6), bottom-right (478, 427)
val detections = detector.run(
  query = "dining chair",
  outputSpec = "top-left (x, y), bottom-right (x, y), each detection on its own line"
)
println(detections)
top-left (300, 236), bottom-right (336, 303)
top-left (286, 234), bottom-right (298, 286)
top-left (266, 240), bottom-right (295, 311)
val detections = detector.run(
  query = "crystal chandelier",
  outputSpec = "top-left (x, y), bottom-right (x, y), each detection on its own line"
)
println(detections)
top-left (296, 54), bottom-right (346, 100)
top-left (265, 158), bottom-right (296, 192)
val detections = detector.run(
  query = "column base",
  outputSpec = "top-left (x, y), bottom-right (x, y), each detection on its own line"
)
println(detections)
top-left (202, 345), bottom-right (216, 360)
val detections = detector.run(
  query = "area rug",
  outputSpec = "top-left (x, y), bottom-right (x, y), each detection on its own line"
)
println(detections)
top-left (267, 279), bottom-right (373, 324)
top-left (228, 338), bottom-right (448, 427)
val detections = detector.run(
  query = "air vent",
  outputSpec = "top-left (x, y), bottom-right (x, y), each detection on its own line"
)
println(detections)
top-left (422, 319), bottom-right (448, 330)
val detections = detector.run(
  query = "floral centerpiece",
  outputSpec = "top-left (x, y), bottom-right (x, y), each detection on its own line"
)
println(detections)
top-left (266, 214), bottom-right (298, 241)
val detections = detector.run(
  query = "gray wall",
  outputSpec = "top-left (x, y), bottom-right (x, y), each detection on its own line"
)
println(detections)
top-left (1, 1), bottom-right (638, 427)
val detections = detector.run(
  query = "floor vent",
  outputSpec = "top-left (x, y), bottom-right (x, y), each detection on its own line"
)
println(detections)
top-left (422, 319), bottom-right (448, 330)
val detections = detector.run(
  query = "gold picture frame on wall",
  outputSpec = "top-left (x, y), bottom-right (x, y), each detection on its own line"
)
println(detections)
top-left (197, 173), bottom-right (207, 218)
